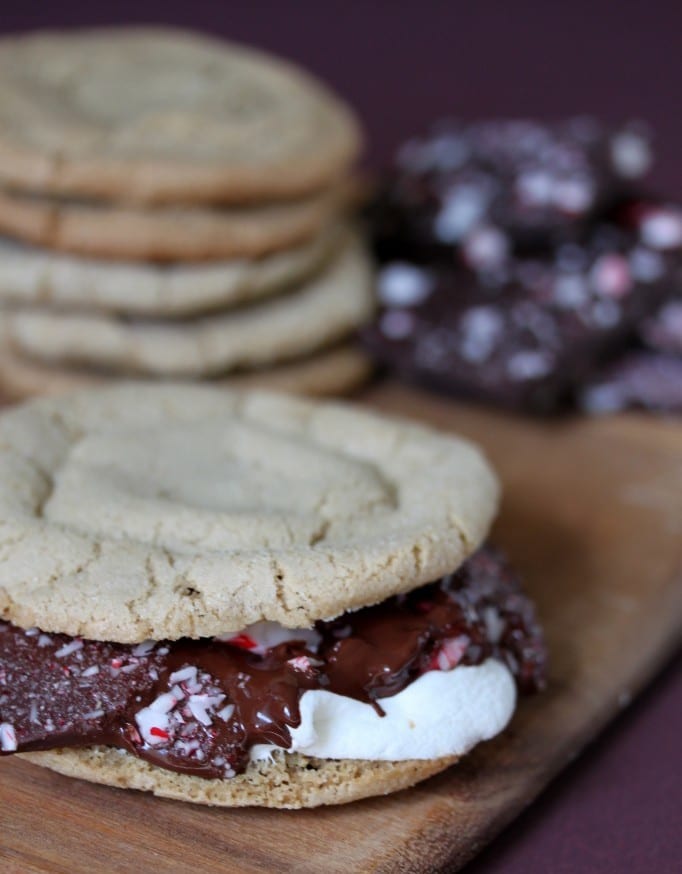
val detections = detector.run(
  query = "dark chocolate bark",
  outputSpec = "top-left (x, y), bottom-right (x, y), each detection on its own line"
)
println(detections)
top-left (364, 204), bottom-right (679, 412)
top-left (373, 118), bottom-right (652, 259)
top-left (579, 202), bottom-right (682, 413)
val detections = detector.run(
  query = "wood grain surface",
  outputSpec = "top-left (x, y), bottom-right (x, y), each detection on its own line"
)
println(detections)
top-left (1, 382), bottom-right (680, 873)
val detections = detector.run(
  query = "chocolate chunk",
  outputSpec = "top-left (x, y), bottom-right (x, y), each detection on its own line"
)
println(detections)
top-left (367, 114), bottom-right (680, 416)
top-left (373, 118), bottom-right (652, 259)
top-left (365, 203), bottom-right (677, 412)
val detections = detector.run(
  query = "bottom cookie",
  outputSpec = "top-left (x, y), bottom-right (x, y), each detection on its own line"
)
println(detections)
top-left (21, 747), bottom-right (457, 809)
top-left (0, 343), bottom-right (373, 401)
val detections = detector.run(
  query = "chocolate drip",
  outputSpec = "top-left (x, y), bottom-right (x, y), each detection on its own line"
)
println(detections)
top-left (0, 547), bottom-right (546, 779)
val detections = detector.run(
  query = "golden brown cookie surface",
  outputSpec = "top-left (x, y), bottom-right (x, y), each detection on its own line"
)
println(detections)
top-left (0, 186), bottom-right (339, 261)
top-left (0, 342), bottom-right (373, 401)
top-left (0, 385), bottom-right (498, 640)
top-left (21, 747), bottom-right (458, 808)
top-left (0, 223), bottom-right (343, 316)
top-left (3, 233), bottom-right (374, 376)
top-left (0, 28), bottom-right (361, 204)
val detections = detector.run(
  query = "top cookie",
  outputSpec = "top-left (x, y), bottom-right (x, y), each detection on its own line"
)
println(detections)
top-left (0, 386), bottom-right (498, 642)
top-left (0, 28), bottom-right (362, 204)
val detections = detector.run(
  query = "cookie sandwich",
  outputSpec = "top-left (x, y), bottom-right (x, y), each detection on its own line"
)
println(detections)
top-left (0, 386), bottom-right (545, 807)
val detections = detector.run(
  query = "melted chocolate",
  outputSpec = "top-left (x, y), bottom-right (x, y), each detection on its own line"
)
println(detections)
top-left (0, 547), bottom-right (545, 779)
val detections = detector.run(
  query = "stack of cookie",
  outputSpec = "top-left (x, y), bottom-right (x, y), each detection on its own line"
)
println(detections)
top-left (365, 118), bottom-right (682, 414)
top-left (0, 29), bottom-right (374, 400)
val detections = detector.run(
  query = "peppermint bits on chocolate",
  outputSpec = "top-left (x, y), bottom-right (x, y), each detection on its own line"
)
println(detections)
top-left (366, 117), bottom-right (681, 414)
top-left (0, 722), bottom-right (17, 752)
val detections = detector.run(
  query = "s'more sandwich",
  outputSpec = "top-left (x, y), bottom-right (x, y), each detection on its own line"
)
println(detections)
top-left (0, 385), bottom-right (545, 807)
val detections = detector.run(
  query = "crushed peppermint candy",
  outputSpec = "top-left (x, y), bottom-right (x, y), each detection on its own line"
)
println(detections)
top-left (169, 666), bottom-right (197, 686)
top-left (54, 639), bottom-right (83, 659)
top-left (134, 665), bottom-right (232, 767)
top-left (377, 263), bottom-right (434, 308)
top-left (220, 633), bottom-right (257, 651)
top-left (640, 208), bottom-right (682, 251)
top-left (135, 704), bottom-right (171, 746)
top-left (611, 130), bottom-right (652, 179)
top-left (462, 226), bottom-right (510, 270)
top-left (589, 254), bottom-right (632, 299)
top-left (0, 722), bottom-right (17, 752)
top-left (131, 640), bottom-right (156, 658)
top-left (82, 709), bottom-right (105, 721)
top-left (629, 247), bottom-right (665, 283)
top-left (434, 186), bottom-right (490, 243)
top-left (216, 704), bottom-right (235, 722)
top-left (516, 170), bottom-right (554, 207)
top-left (507, 350), bottom-right (553, 381)
top-left (458, 306), bottom-right (505, 364)
top-left (430, 636), bottom-right (470, 672)
top-left (149, 692), bottom-right (177, 714)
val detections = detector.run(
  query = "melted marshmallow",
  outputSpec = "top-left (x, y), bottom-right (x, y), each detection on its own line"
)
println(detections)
top-left (251, 658), bottom-right (515, 762)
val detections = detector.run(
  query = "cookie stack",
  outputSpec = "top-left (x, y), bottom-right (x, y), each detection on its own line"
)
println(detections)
top-left (365, 118), bottom-right (682, 414)
top-left (0, 29), bottom-right (374, 400)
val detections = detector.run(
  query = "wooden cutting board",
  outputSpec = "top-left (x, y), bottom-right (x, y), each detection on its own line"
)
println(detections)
top-left (1, 382), bottom-right (681, 873)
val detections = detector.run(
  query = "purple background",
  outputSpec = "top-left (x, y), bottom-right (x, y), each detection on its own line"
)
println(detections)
top-left (1, 2), bottom-right (681, 870)
top-left (2, 0), bottom-right (682, 196)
